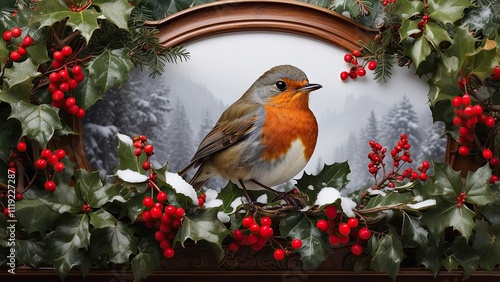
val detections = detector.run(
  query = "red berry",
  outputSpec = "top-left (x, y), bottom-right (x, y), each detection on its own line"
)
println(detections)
top-left (351, 59), bottom-right (358, 65)
top-left (352, 50), bottom-right (361, 57)
top-left (344, 53), bottom-right (353, 63)
top-left (316, 219), bottom-right (328, 232)
top-left (458, 145), bottom-right (470, 156)
top-left (420, 173), bottom-right (428, 181)
top-left (53, 51), bottom-right (64, 61)
top-left (44, 180), bottom-right (57, 192)
top-left (485, 116), bottom-right (495, 128)
top-left (68, 79), bottom-right (78, 89)
top-left (47, 154), bottom-right (59, 165)
top-left (358, 227), bottom-right (371, 240)
top-left (325, 205), bottom-right (337, 219)
top-left (144, 144), bottom-right (154, 155)
top-left (141, 210), bottom-right (152, 222)
top-left (291, 239), bottom-right (302, 249)
top-left (233, 229), bottom-right (244, 240)
top-left (53, 162), bottom-right (65, 173)
top-left (21, 35), bottom-right (33, 47)
top-left (52, 90), bottom-right (64, 102)
top-left (54, 148), bottom-right (67, 160)
top-left (49, 72), bottom-right (60, 83)
top-left (142, 196), bottom-right (154, 208)
top-left (490, 175), bottom-right (499, 184)
top-left (35, 159), bottom-right (47, 170)
top-left (242, 216), bottom-right (254, 228)
top-left (452, 116), bottom-right (463, 127)
top-left (67, 105), bottom-right (79, 115)
top-left (490, 157), bottom-right (500, 166)
top-left (351, 244), bottom-right (363, 256)
top-left (150, 207), bottom-right (162, 219)
top-left (273, 249), bottom-right (285, 261)
top-left (482, 149), bottom-right (493, 160)
top-left (260, 216), bottom-right (272, 226)
top-left (59, 82), bottom-right (70, 92)
top-left (347, 218), bottom-right (359, 228)
top-left (11, 27), bottom-right (22, 38)
top-left (229, 242), bottom-right (239, 252)
top-left (164, 205), bottom-right (176, 217)
top-left (3, 31), bottom-right (12, 41)
top-left (249, 223), bottom-right (260, 235)
top-left (159, 239), bottom-right (170, 250)
top-left (163, 247), bottom-right (175, 258)
top-left (472, 104), bottom-right (483, 116)
top-left (65, 97), bottom-right (76, 107)
top-left (51, 60), bottom-right (63, 69)
top-left (349, 71), bottom-right (357, 79)
top-left (72, 65), bottom-right (82, 75)
top-left (259, 225), bottom-right (273, 238)
top-left (10, 50), bottom-right (21, 61)
top-left (142, 161), bottom-right (151, 170)
top-left (74, 72), bottom-right (85, 82)
top-left (451, 96), bottom-right (462, 108)
top-left (329, 234), bottom-right (340, 245)
top-left (340, 71), bottom-right (349, 81)
top-left (338, 223), bottom-right (351, 236)
top-left (461, 94), bottom-right (471, 106)
top-left (17, 46), bottom-right (26, 56)
top-left (463, 106), bottom-right (474, 117)
top-left (175, 207), bottom-right (185, 218)
top-left (75, 108), bottom-right (85, 119)
top-left (367, 60), bottom-right (377, 70)
top-left (16, 142), bottom-right (27, 152)
top-left (356, 67), bottom-right (366, 77)
top-left (157, 191), bottom-right (168, 203)
top-left (61, 46), bottom-right (72, 57)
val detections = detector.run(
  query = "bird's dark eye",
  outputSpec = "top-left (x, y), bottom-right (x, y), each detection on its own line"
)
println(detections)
top-left (275, 80), bottom-right (287, 90)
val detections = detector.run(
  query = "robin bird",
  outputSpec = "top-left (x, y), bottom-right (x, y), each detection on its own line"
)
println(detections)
top-left (179, 65), bottom-right (322, 207)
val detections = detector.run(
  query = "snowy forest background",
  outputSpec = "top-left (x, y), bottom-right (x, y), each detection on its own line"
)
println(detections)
top-left (83, 68), bottom-right (447, 193)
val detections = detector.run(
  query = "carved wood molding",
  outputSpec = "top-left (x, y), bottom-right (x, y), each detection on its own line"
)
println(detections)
top-left (148, 0), bottom-right (378, 51)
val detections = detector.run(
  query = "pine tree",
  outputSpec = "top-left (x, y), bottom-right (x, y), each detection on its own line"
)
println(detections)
top-left (381, 96), bottom-right (421, 153)
top-left (165, 100), bottom-right (194, 172)
top-left (197, 110), bottom-right (214, 145)
top-left (416, 121), bottom-right (446, 165)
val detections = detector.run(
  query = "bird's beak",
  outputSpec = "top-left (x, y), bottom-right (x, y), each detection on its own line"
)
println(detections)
top-left (299, 83), bottom-right (322, 92)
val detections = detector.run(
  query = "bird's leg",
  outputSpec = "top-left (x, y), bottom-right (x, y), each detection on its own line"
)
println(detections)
top-left (250, 179), bottom-right (303, 208)
top-left (239, 179), bottom-right (260, 212)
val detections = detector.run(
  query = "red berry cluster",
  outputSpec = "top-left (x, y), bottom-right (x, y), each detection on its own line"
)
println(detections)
top-left (340, 49), bottom-right (377, 81)
top-left (417, 14), bottom-right (429, 30)
top-left (67, 0), bottom-right (91, 12)
top-left (33, 148), bottom-right (67, 192)
top-left (315, 205), bottom-right (372, 256)
top-left (3, 27), bottom-right (33, 62)
top-left (367, 134), bottom-right (430, 188)
top-left (456, 192), bottom-right (467, 208)
top-left (452, 94), bottom-right (495, 158)
top-left (197, 193), bottom-right (206, 207)
top-left (141, 193), bottom-right (184, 259)
top-left (382, 0), bottom-right (397, 6)
top-left (82, 203), bottom-right (91, 213)
top-left (132, 135), bottom-right (154, 171)
top-left (228, 215), bottom-right (302, 261)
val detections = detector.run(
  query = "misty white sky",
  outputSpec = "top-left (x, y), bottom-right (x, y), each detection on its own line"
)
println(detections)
top-left (163, 31), bottom-right (430, 175)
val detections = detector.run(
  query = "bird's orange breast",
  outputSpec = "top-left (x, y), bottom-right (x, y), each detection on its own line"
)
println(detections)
top-left (260, 91), bottom-right (318, 161)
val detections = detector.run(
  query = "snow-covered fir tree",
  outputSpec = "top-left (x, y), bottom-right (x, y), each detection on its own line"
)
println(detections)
top-left (165, 100), bottom-right (194, 172)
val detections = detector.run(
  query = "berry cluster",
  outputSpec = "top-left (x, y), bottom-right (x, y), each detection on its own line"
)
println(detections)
top-left (81, 203), bottom-right (91, 213)
top-left (33, 147), bottom-right (67, 192)
top-left (456, 192), bottom-right (467, 208)
top-left (68, 0), bottom-right (92, 12)
top-left (132, 135), bottom-right (154, 171)
top-left (452, 94), bottom-right (495, 158)
top-left (316, 205), bottom-right (372, 256)
top-left (141, 193), bottom-right (184, 259)
top-left (367, 134), bottom-right (430, 189)
top-left (382, 0), bottom-right (397, 6)
top-left (340, 49), bottom-right (377, 81)
top-left (417, 14), bottom-right (429, 30)
top-left (228, 215), bottom-right (302, 261)
top-left (3, 27), bottom-right (33, 62)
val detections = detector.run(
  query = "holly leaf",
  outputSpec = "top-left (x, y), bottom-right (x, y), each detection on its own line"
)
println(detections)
top-left (369, 227), bottom-right (405, 280)
top-left (424, 22), bottom-right (452, 49)
top-left (280, 211), bottom-right (330, 269)
top-left (443, 236), bottom-right (480, 278)
top-left (93, 0), bottom-right (133, 30)
top-left (217, 182), bottom-right (245, 214)
top-left (464, 164), bottom-right (496, 206)
top-left (131, 236), bottom-right (160, 281)
top-left (9, 100), bottom-right (63, 148)
top-left (75, 169), bottom-right (125, 208)
top-left (32, 0), bottom-right (101, 43)
top-left (427, 0), bottom-right (473, 25)
top-left (39, 182), bottom-right (83, 214)
top-left (399, 19), bottom-right (421, 42)
top-left (174, 208), bottom-right (229, 262)
top-left (446, 26), bottom-right (478, 72)
top-left (417, 241), bottom-right (442, 276)
top-left (16, 238), bottom-right (46, 268)
top-left (295, 162), bottom-right (350, 204)
top-left (402, 212), bottom-right (428, 248)
top-left (392, 0), bottom-right (424, 20)
top-left (472, 219), bottom-right (500, 272)
top-left (404, 36), bottom-right (431, 69)
top-left (90, 222), bottom-right (137, 264)
top-left (470, 48), bottom-right (500, 80)
top-left (421, 201), bottom-right (475, 240)
top-left (121, 193), bottom-right (146, 222)
top-left (115, 133), bottom-right (146, 172)
top-left (431, 161), bottom-right (462, 200)
top-left (0, 108), bottom-right (21, 161)
top-left (89, 208), bottom-right (118, 229)
top-left (3, 57), bottom-right (40, 89)
top-left (73, 73), bottom-right (103, 110)
top-left (88, 48), bottom-right (134, 92)
top-left (16, 198), bottom-right (59, 234)
top-left (44, 213), bottom-right (90, 279)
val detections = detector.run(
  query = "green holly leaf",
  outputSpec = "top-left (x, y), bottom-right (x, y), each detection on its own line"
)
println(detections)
top-left (26, 41), bottom-right (51, 65)
top-left (417, 241), bottom-right (442, 276)
top-left (89, 208), bottom-right (118, 229)
top-left (89, 222), bottom-right (137, 264)
top-left (392, 0), bottom-right (424, 20)
top-left (404, 36), bottom-right (431, 69)
top-left (88, 48), bottom-right (134, 92)
top-left (472, 219), bottom-right (500, 272)
top-left (424, 22), bottom-right (452, 49)
top-left (32, 0), bottom-right (101, 43)
top-left (39, 182), bottom-right (83, 214)
top-left (75, 169), bottom-right (125, 208)
top-left (295, 162), bottom-right (350, 204)
top-left (443, 236), bottom-right (480, 278)
top-left (217, 182), bottom-right (245, 214)
top-left (364, 190), bottom-right (413, 209)
top-left (16, 198), bottom-right (59, 234)
top-left (399, 19), bottom-right (421, 42)
top-left (0, 108), bottom-right (21, 161)
top-left (402, 212), bottom-right (428, 248)
top-left (73, 72), bottom-right (103, 110)
top-left (174, 208), bottom-right (229, 262)
top-left (115, 133), bottom-right (147, 172)
top-left (121, 193), bottom-right (146, 222)
top-left (0, 79), bottom-right (32, 104)
top-left (280, 211), bottom-right (330, 269)
top-left (3, 57), bottom-right (40, 89)
top-left (421, 201), bottom-right (475, 239)
top-left (16, 238), bottom-right (46, 268)
top-left (470, 48), bottom-right (500, 80)
top-left (427, 67), bottom-right (462, 107)
top-left (369, 226), bottom-right (405, 280)
top-left (93, 0), bottom-right (133, 30)
top-left (477, 201), bottom-right (500, 232)
top-left (464, 164), bottom-right (496, 206)
top-left (131, 236), bottom-right (160, 281)
top-left (427, 0), bottom-right (473, 25)
top-left (432, 161), bottom-right (462, 200)
top-left (446, 26), bottom-right (478, 72)
top-left (9, 100), bottom-right (63, 148)
top-left (44, 213), bottom-right (90, 279)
